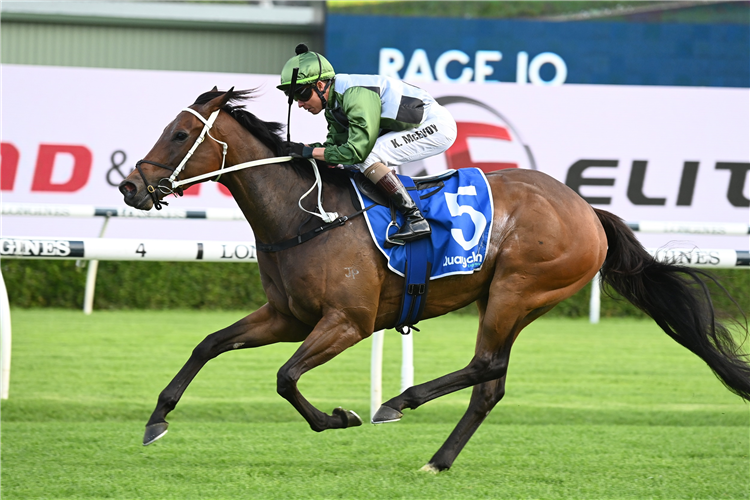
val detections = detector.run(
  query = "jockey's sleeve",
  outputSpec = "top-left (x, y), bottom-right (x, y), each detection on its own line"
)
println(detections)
top-left (322, 86), bottom-right (382, 166)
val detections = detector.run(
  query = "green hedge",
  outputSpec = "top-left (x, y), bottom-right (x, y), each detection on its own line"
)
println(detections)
top-left (2, 260), bottom-right (748, 318)
top-left (1, 260), bottom-right (267, 311)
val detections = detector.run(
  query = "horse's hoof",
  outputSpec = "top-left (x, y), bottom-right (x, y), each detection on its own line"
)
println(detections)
top-left (333, 407), bottom-right (363, 428)
top-left (371, 405), bottom-right (403, 424)
top-left (419, 463), bottom-right (440, 474)
top-left (143, 422), bottom-right (169, 446)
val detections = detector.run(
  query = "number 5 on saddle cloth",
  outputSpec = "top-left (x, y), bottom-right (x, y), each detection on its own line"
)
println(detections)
top-left (352, 168), bottom-right (494, 334)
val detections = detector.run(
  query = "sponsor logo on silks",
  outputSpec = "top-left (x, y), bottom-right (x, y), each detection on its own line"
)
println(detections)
top-left (443, 250), bottom-right (483, 269)
top-left (390, 124), bottom-right (439, 149)
top-left (0, 238), bottom-right (84, 258)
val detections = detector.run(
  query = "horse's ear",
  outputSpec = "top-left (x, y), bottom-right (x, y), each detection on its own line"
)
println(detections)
top-left (211, 86), bottom-right (218, 92)
top-left (204, 87), bottom-right (234, 112)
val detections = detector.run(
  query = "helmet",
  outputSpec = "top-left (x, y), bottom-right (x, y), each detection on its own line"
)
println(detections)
top-left (277, 43), bottom-right (335, 92)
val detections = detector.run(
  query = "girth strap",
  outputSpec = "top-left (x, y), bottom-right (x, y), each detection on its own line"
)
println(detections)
top-left (394, 176), bottom-right (432, 334)
top-left (255, 184), bottom-right (377, 253)
top-left (256, 214), bottom-right (351, 253)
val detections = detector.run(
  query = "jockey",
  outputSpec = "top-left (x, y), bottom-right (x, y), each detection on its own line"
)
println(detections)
top-left (278, 43), bottom-right (457, 245)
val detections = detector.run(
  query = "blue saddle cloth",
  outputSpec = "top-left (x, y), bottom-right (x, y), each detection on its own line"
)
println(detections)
top-left (351, 168), bottom-right (493, 280)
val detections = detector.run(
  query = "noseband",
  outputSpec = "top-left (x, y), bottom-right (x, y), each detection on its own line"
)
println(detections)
top-left (135, 108), bottom-right (226, 210)
top-left (134, 159), bottom-right (180, 210)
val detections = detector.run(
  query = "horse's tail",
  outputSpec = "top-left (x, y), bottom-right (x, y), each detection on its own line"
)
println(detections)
top-left (594, 208), bottom-right (750, 401)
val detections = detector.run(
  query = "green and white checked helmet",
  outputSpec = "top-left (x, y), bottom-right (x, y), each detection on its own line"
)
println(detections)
top-left (277, 43), bottom-right (335, 93)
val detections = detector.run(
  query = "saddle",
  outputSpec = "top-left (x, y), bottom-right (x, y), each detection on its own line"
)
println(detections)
top-left (352, 170), bottom-right (458, 208)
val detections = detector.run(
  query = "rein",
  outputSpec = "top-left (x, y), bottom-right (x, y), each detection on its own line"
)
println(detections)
top-left (256, 198), bottom-right (377, 253)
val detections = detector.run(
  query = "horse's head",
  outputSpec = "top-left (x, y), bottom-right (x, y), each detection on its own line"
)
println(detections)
top-left (119, 88), bottom-right (235, 210)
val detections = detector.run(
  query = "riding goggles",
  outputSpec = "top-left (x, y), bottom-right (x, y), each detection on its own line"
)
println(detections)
top-left (286, 85), bottom-right (314, 102)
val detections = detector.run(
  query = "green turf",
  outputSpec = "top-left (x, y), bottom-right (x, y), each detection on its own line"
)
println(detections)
top-left (2, 310), bottom-right (748, 499)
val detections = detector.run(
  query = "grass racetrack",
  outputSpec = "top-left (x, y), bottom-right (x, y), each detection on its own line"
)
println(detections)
top-left (2, 309), bottom-right (748, 499)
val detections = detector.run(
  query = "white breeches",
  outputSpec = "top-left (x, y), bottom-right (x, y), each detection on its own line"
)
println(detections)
top-left (352, 103), bottom-right (457, 173)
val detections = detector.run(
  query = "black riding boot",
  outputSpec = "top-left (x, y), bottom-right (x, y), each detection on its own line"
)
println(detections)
top-left (376, 170), bottom-right (431, 244)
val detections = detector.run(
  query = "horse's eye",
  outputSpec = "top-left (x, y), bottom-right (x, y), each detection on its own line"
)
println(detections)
top-left (173, 131), bottom-right (189, 142)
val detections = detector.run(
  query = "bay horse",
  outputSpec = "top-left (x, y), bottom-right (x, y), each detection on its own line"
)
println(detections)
top-left (119, 88), bottom-right (750, 472)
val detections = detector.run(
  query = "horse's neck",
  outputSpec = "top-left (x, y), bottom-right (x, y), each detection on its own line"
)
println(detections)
top-left (221, 144), bottom-right (321, 245)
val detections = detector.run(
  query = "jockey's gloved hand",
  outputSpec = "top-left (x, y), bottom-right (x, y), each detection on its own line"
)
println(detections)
top-left (283, 141), bottom-right (314, 159)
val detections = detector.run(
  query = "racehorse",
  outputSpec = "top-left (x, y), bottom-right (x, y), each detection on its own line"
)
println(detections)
top-left (119, 88), bottom-right (750, 472)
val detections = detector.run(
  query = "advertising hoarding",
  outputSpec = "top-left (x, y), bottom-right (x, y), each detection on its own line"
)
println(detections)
top-left (327, 14), bottom-right (750, 88)
top-left (2, 64), bottom-right (747, 250)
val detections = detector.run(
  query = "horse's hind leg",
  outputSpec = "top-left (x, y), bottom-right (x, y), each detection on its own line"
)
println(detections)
top-left (421, 376), bottom-right (507, 473)
top-left (373, 287), bottom-right (555, 471)
top-left (424, 301), bottom-right (560, 472)
top-left (421, 294), bottom-right (529, 471)
top-left (372, 294), bottom-right (518, 424)
top-left (143, 303), bottom-right (311, 445)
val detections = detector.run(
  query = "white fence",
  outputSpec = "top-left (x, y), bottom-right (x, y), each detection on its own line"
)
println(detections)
top-left (2, 202), bottom-right (246, 221)
top-left (0, 236), bottom-right (258, 263)
top-left (1, 202), bottom-right (249, 315)
top-left (627, 221), bottom-right (750, 236)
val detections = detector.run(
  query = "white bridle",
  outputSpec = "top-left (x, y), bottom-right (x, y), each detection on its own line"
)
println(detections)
top-left (165, 107), bottom-right (226, 187)
top-left (163, 107), bottom-right (338, 223)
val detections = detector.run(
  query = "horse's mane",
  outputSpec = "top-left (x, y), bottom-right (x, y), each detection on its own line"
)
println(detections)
top-left (193, 89), bottom-right (351, 187)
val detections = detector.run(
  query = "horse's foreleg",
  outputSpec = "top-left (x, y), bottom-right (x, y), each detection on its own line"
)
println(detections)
top-left (421, 376), bottom-right (507, 473)
top-left (143, 303), bottom-right (310, 445)
top-left (276, 311), bottom-right (370, 432)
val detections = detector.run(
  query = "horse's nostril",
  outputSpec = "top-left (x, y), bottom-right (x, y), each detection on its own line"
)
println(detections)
top-left (119, 181), bottom-right (136, 198)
